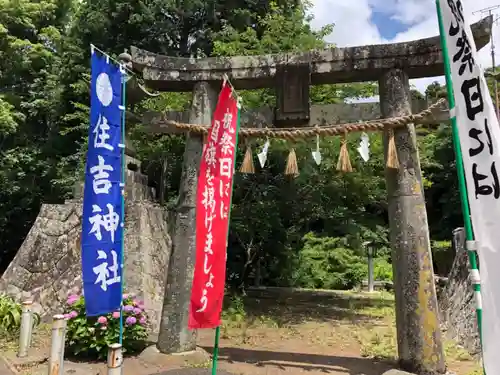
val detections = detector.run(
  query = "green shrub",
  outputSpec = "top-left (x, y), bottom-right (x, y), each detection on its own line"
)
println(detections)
top-left (64, 293), bottom-right (148, 359)
top-left (0, 294), bottom-right (40, 336)
top-left (432, 240), bottom-right (453, 276)
top-left (222, 295), bottom-right (246, 322)
top-left (221, 295), bottom-right (247, 336)
top-left (295, 233), bottom-right (367, 290)
top-left (373, 258), bottom-right (393, 282)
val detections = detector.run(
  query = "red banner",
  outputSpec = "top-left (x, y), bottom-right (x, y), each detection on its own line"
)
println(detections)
top-left (188, 83), bottom-right (239, 329)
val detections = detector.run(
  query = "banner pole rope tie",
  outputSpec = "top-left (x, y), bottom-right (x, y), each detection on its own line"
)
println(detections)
top-left (90, 44), bottom-right (161, 98)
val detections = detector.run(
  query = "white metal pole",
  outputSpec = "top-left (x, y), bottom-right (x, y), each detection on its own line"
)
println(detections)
top-left (107, 343), bottom-right (123, 375)
top-left (367, 249), bottom-right (374, 293)
top-left (48, 314), bottom-right (66, 375)
top-left (18, 300), bottom-right (33, 357)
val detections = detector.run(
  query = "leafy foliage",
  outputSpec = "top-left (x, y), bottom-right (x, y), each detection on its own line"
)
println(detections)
top-left (222, 295), bottom-right (247, 324)
top-left (0, 0), bottom-right (73, 270)
top-left (0, 294), bottom-right (39, 336)
top-left (0, 295), bottom-right (22, 334)
top-left (64, 293), bottom-right (148, 359)
top-left (293, 233), bottom-right (367, 290)
top-left (432, 240), bottom-right (453, 276)
top-left (373, 258), bottom-right (393, 282)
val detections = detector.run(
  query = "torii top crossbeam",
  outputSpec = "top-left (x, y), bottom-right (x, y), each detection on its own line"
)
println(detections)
top-left (129, 16), bottom-right (492, 92)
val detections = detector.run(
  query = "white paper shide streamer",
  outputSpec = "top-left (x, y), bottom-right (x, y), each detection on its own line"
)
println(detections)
top-left (357, 132), bottom-right (370, 162)
top-left (312, 135), bottom-right (322, 165)
top-left (257, 139), bottom-right (270, 168)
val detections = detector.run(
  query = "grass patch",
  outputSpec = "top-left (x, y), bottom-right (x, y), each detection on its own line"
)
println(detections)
top-left (467, 369), bottom-right (483, 375)
top-left (356, 305), bottom-right (397, 362)
top-left (0, 322), bottom-right (51, 353)
top-left (0, 328), bottom-right (19, 351)
top-left (353, 297), bottom-right (395, 319)
top-left (184, 360), bottom-right (211, 368)
top-left (354, 300), bottom-right (482, 375)
top-left (349, 292), bottom-right (398, 361)
top-left (444, 340), bottom-right (473, 362)
top-left (357, 322), bottom-right (397, 361)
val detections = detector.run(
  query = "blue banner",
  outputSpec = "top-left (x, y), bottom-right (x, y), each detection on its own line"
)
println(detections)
top-left (81, 51), bottom-right (124, 316)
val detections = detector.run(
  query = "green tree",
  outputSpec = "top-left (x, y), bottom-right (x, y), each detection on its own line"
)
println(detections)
top-left (419, 81), bottom-right (462, 242)
top-left (294, 233), bottom-right (367, 290)
top-left (484, 66), bottom-right (499, 95)
top-left (211, 3), bottom-right (377, 106)
top-left (0, 0), bottom-right (73, 269)
top-left (425, 81), bottom-right (447, 100)
top-left (201, 2), bottom-right (386, 289)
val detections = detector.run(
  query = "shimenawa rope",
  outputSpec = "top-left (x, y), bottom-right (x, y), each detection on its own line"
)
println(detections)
top-left (159, 98), bottom-right (446, 140)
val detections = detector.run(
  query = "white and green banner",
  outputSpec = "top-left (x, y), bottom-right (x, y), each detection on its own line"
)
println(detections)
top-left (438, 1), bottom-right (500, 373)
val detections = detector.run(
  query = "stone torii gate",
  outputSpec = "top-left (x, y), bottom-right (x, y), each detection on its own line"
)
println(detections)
top-left (127, 16), bottom-right (492, 374)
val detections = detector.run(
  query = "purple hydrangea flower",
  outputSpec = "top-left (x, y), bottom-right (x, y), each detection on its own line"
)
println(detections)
top-left (64, 313), bottom-right (71, 319)
top-left (123, 305), bottom-right (134, 312)
top-left (133, 307), bottom-right (142, 315)
top-left (97, 316), bottom-right (107, 324)
top-left (139, 316), bottom-right (147, 325)
top-left (125, 316), bottom-right (137, 326)
top-left (67, 295), bottom-right (79, 305)
top-left (69, 311), bottom-right (78, 318)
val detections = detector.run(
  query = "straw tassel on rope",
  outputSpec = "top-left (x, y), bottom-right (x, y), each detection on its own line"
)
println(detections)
top-left (337, 134), bottom-right (353, 172)
top-left (386, 128), bottom-right (399, 169)
top-left (240, 142), bottom-right (255, 174)
top-left (285, 148), bottom-right (299, 177)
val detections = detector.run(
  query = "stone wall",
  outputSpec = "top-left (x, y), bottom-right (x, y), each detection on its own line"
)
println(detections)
top-left (439, 228), bottom-right (480, 355)
top-left (0, 167), bottom-right (172, 339)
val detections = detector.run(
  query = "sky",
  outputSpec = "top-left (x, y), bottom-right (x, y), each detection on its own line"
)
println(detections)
top-left (308, 0), bottom-right (500, 100)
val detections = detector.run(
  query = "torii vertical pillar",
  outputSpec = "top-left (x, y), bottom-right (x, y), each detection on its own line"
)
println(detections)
top-left (157, 82), bottom-right (218, 353)
top-left (379, 69), bottom-right (446, 374)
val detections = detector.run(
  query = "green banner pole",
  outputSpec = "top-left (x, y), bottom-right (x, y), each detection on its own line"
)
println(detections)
top-left (118, 61), bottom-right (127, 346)
top-left (211, 326), bottom-right (221, 375)
top-left (211, 95), bottom-right (242, 375)
top-left (435, 1), bottom-right (484, 371)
